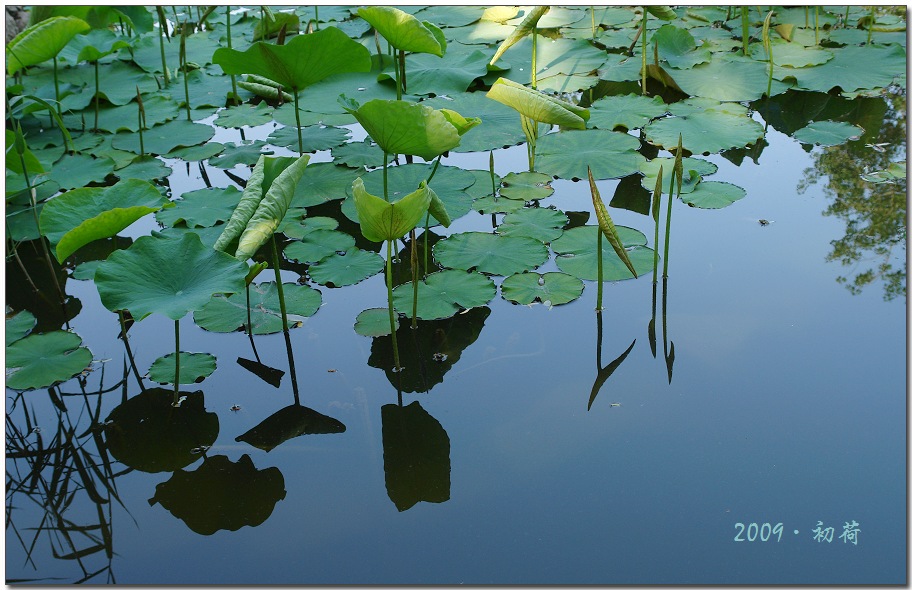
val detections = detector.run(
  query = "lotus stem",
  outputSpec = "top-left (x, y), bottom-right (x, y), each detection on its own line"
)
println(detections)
top-left (386, 239), bottom-right (401, 372)
top-left (398, 49), bottom-right (407, 95)
top-left (52, 57), bottom-right (61, 115)
top-left (245, 283), bottom-right (252, 336)
top-left (489, 151), bottom-right (496, 197)
top-left (596, 229), bottom-right (603, 311)
top-left (93, 61), bottom-right (100, 133)
top-left (531, 25), bottom-right (538, 89)
top-left (180, 29), bottom-right (191, 121)
top-left (741, 7), bottom-right (749, 56)
top-left (271, 235), bottom-right (299, 398)
top-left (172, 319), bottom-right (180, 405)
top-left (382, 151), bottom-right (389, 201)
top-left (814, 7), bottom-right (819, 45)
top-left (641, 7), bottom-right (647, 93)
top-left (867, 6), bottom-right (874, 43)
top-left (591, 6), bottom-right (597, 39)
top-left (136, 86), bottom-right (146, 157)
top-left (662, 166), bottom-right (676, 280)
top-left (156, 6), bottom-right (171, 86)
top-left (410, 228), bottom-right (419, 328)
top-left (293, 89), bottom-right (304, 155)
top-left (227, 7), bottom-right (239, 105)
top-left (313, 6), bottom-right (320, 31)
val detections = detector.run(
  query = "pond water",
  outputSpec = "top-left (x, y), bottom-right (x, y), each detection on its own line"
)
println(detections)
top-left (5, 5), bottom-right (907, 585)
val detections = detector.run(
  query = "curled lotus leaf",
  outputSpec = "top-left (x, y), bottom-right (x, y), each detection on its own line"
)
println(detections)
top-left (352, 177), bottom-right (436, 242)
top-left (486, 77), bottom-right (589, 129)
top-left (7, 16), bottom-right (90, 75)
top-left (358, 6), bottom-right (446, 56)
top-left (490, 6), bottom-right (549, 65)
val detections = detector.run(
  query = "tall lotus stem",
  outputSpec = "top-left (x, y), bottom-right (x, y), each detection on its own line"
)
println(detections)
top-left (411, 229), bottom-right (419, 328)
top-left (179, 24), bottom-right (191, 121)
top-left (172, 319), bottom-right (180, 405)
top-left (814, 7), bottom-right (819, 45)
top-left (867, 6), bottom-right (874, 44)
top-left (762, 11), bottom-right (774, 98)
top-left (641, 7), bottom-right (648, 93)
top-left (156, 6), bottom-right (171, 86)
top-left (136, 86), bottom-right (146, 157)
top-left (397, 49), bottom-right (406, 97)
top-left (292, 88), bottom-right (304, 155)
top-left (386, 239), bottom-right (401, 372)
top-left (591, 6), bottom-right (597, 39)
top-left (271, 236), bottom-right (299, 398)
top-left (52, 57), bottom-right (61, 115)
top-left (226, 7), bottom-right (239, 105)
top-left (382, 151), bottom-right (389, 201)
top-left (531, 26), bottom-right (538, 89)
top-left (663, 135), bottom-right (683, 279)
top-left (741, 7), bottom-right (750, 56)
top-left (651, 165), bottom-right (663, 283)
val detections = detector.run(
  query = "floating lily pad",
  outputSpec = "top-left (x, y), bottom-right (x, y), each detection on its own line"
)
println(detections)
top-left (588, 94), bottom-right (668, 131)
top-left (433, 232), bottom-right (549, 276)
top-left (6, 331), bottom-right (93, 390)
top-left (536, 129), bottom-right (646, 181)
top-left (644, 107), bottom-right (765, 155)
top-left (47, 153), bottom-right (114, 189)
top-left (149, 352), bottom-right (217, 384)
top-left (307, 247), bottom-right (384, 287)
top-left (651, 24), bottom-right (712, 69)
top-left (92, 60), bottom-right (160, 105)
top-left (6, 309), bottom-right (37, 346)
top-left (62, 93), bottom-right (181, 133)
top-left (553, 225), bottom-right (655, 281)
top-left (749, 40), bottom-right (833, 68)
top-left (214, 102), bottom-right (275, 128)
top-left (194, 282), bottom-right (322, 335)
top-left (472, 196), bottom-right (527, 214)
top-left (670, 54), bottom-right (792, 101)
top-left (422, 91), bottom-right (526, 152)
top-left (639, 157), bottom-right (718, 194)
top-left (279, 215), bottom-right (339, 239)
top-left (354, 307), bottom-right (393, 337)
top-left (39, 178), bottom-right (171, 262)
top-left (208, 141), bottom-right (274, 169)
top-left (112, 119), bottom-right (216, 155)
top-left (284, 230), bottom-right (356, 264)
top-left (266, 125), bottom-right (351, 152)
top-left (792, 120), bottom-right (864, 146)
top-left (385, 48), bottom-right (490, 96)
top-left (95, 232), bottom-right (248, 321)
top-left (501, 271), bottom-right (584, 306)
top-left (496, 207), bottom-right (567, 242)
top-left (500, 171), bottom-right (554, 201)
top-left (156, 186), bottom-right (243, 228)
top-left (115, 155), bottom-right (173, 182)
top-left (392, 269), bottom-right (496, 320)
top-left (778, 44), bottom-right (905, 94)
top-left (330, 138), bottom-right (384, 169)
top-left (167, 142), bottom-right (225, 162)
top-left (680, 181), bottom-right (747, 209)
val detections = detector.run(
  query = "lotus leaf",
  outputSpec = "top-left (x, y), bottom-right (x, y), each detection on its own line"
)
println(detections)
top-left (164, 143), bottom-right (225, 163)
top-left (495, 36), bottom-right (610, 86)
top-left (115, 156), bottom-right (173, 182)
top-left (433, 232), bottom-right (549, 276)
top-left (501, 271), bottom-right (584, 306)
top-left (212, 26), bottom-right (371, 92)
top-left (792, 120), bottom-right (864, 146)
top-left (639, 157), bottom-right (717, 194)
top-left (112, 119), bottom-right (215, 155)
top-left (149, 352), bottom-right (217, 385)
top-left (358, 6), bottom-right (445, 57)
top-left (491, 6), bottom-right (549, 66)
top-left (307, 247), bottom-right (384, 287)
top-left (464, 169), bottom-right (502, 200)
top-left (91, 60), bottom-right (160, 106)
top-left (208, 141), bottom-right (274, 169)
top-left (423, 91), bottom-right (528, 152)
top-left (499, 171), bottom-right (554, 201)
top-left (536, 129), bottom-right (645, 181)
top-left (6, 16), bottom-right (90, 75)
top-left (279, 216), bottom-right (339, 239)
top-left (446, 19), bottom-right (515, 45)
top-left (128, 30), bottom-right (221, 74)
top-left (486, 77), bottom-right (589, 129)
top-left (331, 138), bottom-right (384, 169)
top-left (194, 282), bottom-right (322, 335)
top-left (680, 181), bottom-right (747, 209)
top-left (156, 186), bottom-right (243, 229)
top-left (589, 168), bottom-right (638, 278)
top-left (496, 207), bottom-right (567, 242)
top-left (383, 48), bottom-right (490, 96)
top-left (6, 331), bottom-right (93, 390)
top-left (553, 225), bottom-right (655, 281)
top-left (354, 308), bottom-right (393, 337)
top-left (598, 53), bottom-right (647, 82)
top-left (169, 68), bottom-right (239, 111)
top-left (40, 178), bottom-right (171, 262)
top-left (95, 232), bottom-right (247, 321)
top-left (644, 109), bottom-right (764, 155)
top-left (352, 177), bottom-right (433, 242)
top-left (284, 230), bottom-right (356, 264)
top-left (749, 41), bottom-right (833, 68)
top-left (414, 6), bottom-right (485, 27)
top-left (58, 28), bottom-right (131, 64)
top-left (215, 102), bottom-right (275, 128)
top-left (104, 388), bottom-right (218, 473)
top-left (289, 163), bottom-right (360, 208)
top-left (670, 54), bottom-right (793, 101)
top-left (266, 125), bottom-right (351, 152)
top-left (588, 94), bottom-right (667, 131)
top-left (6, 309), bottom-right (37, 346)
top-left (392, 269), bottom-right (495, 320)
top-left (63, 93), bottom-right (181, 133)
top-left (47, 153), bottom-right (114, 189)
top-left (651, 25), bottom-right (712, 70)
top-left (777, 45), bottom-right (905, 94)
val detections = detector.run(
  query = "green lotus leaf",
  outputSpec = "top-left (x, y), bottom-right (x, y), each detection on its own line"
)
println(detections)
top-left (168, 68), bottom-right (236, 111)
top-left (208, 141), bottom-right (274, 169)
top-left (6, 331), bottom-right (93, 390)
top-left (639, 157), bottom-right (717, 194)
top-left (156, 186), bottom-right (243, 229)
top-left (266, 125), bottom-right (351, 152)
top-left (284, 230), bottom-right (356, 264)
top-left (392, 269), bottom-right (495, 320)
top-left (46, 153), bottom-right (114, 190)
top-left (501, 271), bottom-right (584, 306)
top-left (114, 155), bottom-right (172, 182)
top-left (6, 309), bottom-right (37, 346)
top-left (552, 225), bottom-right (655, 281)
top-left (749, 40), bottom-right (833, 68)
top-left (253, 11), bottom-right (300, 41)
top-left (112, 119), bottom-right (215, 155)
top-left (279, 216), bottom-right (339, 239)
top-left (792, 120), bottom-right (864, 147)
top-left (494, 36), bottom-right (610, 86)
top-left (588, 94), bottom-right (667, 131)
top-left (59, 29), bottom-right (131, 64)
top-left (464, 169), bottom-right (502, 200)
top-left (490, 6), bottom-right (549, 65)
top-left (486, 77), bottom-right (589, 129)
top-left (433, 232), bottom-right (549, 276)
top-left (383, 48), bottom-right (490, 96)
top-left (62, 93), bottom-right (181, 134)
top-left (414, 6), bottom-right (485, 27)
top-left (352, 177), bottom-right (432, 242)
top-left (646, 5), bottom-right (678, 20)
top-left (214, 102), bottom-right (275, 128)
top-left (680, 181), bottom-right (747, 209)
top-left (499, 171), bottom-right (554, 201)
top-left (128, 29), bottom-right (221, 74)
top-left (194, 282), bottom-right (322, 335)
top-left (39, 178), bottom-right (171, 262)
top-left (652, 24), bottom-right (712, 69)
top-left (776, 45), bottom-right (905, 94)
top-left (343, 99), bottom-right (464, 161)
top-left (644, 108), bottom-right (765, 155)
top-left (149, 352), bottom-right (217, 385)
top-left (472, 196), bottom-right (527, 214)
top-left (496, 207), bottom-right (567, 242)
top-left (289, 162), bottom-right (360, 208)
top-left (307, 247), bottom-right (384, 287)
top-left (354, 308), bottom-right (393, 337)
top-left (671, 54), bottom-right (792, 101)
top-left (597, 53), bottom-right (646, 83)
top-left (536, 129), bottom-right (645, 181)
top-left (92, 60), bottom-right (160, 106)
top-left (331, 138), bottom-right (384, 169)
top-left (95, 232), bottom-right (248, 321)
top-left (7, 16), bottom-right (90, 75)
top-left (358, 6), bottom-right (445, 56)
top-left (212, 25), bottom-right (371, 91)
top-left (422, 92), bottom-right (526, 152)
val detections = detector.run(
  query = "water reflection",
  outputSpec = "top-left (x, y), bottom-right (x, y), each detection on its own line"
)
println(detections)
top-left (148, 454), bottom-right (287, 536)
top-left (236, 404), bottom-right (345, 452)
top-left (588, 310), bottom-right (635, 410)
